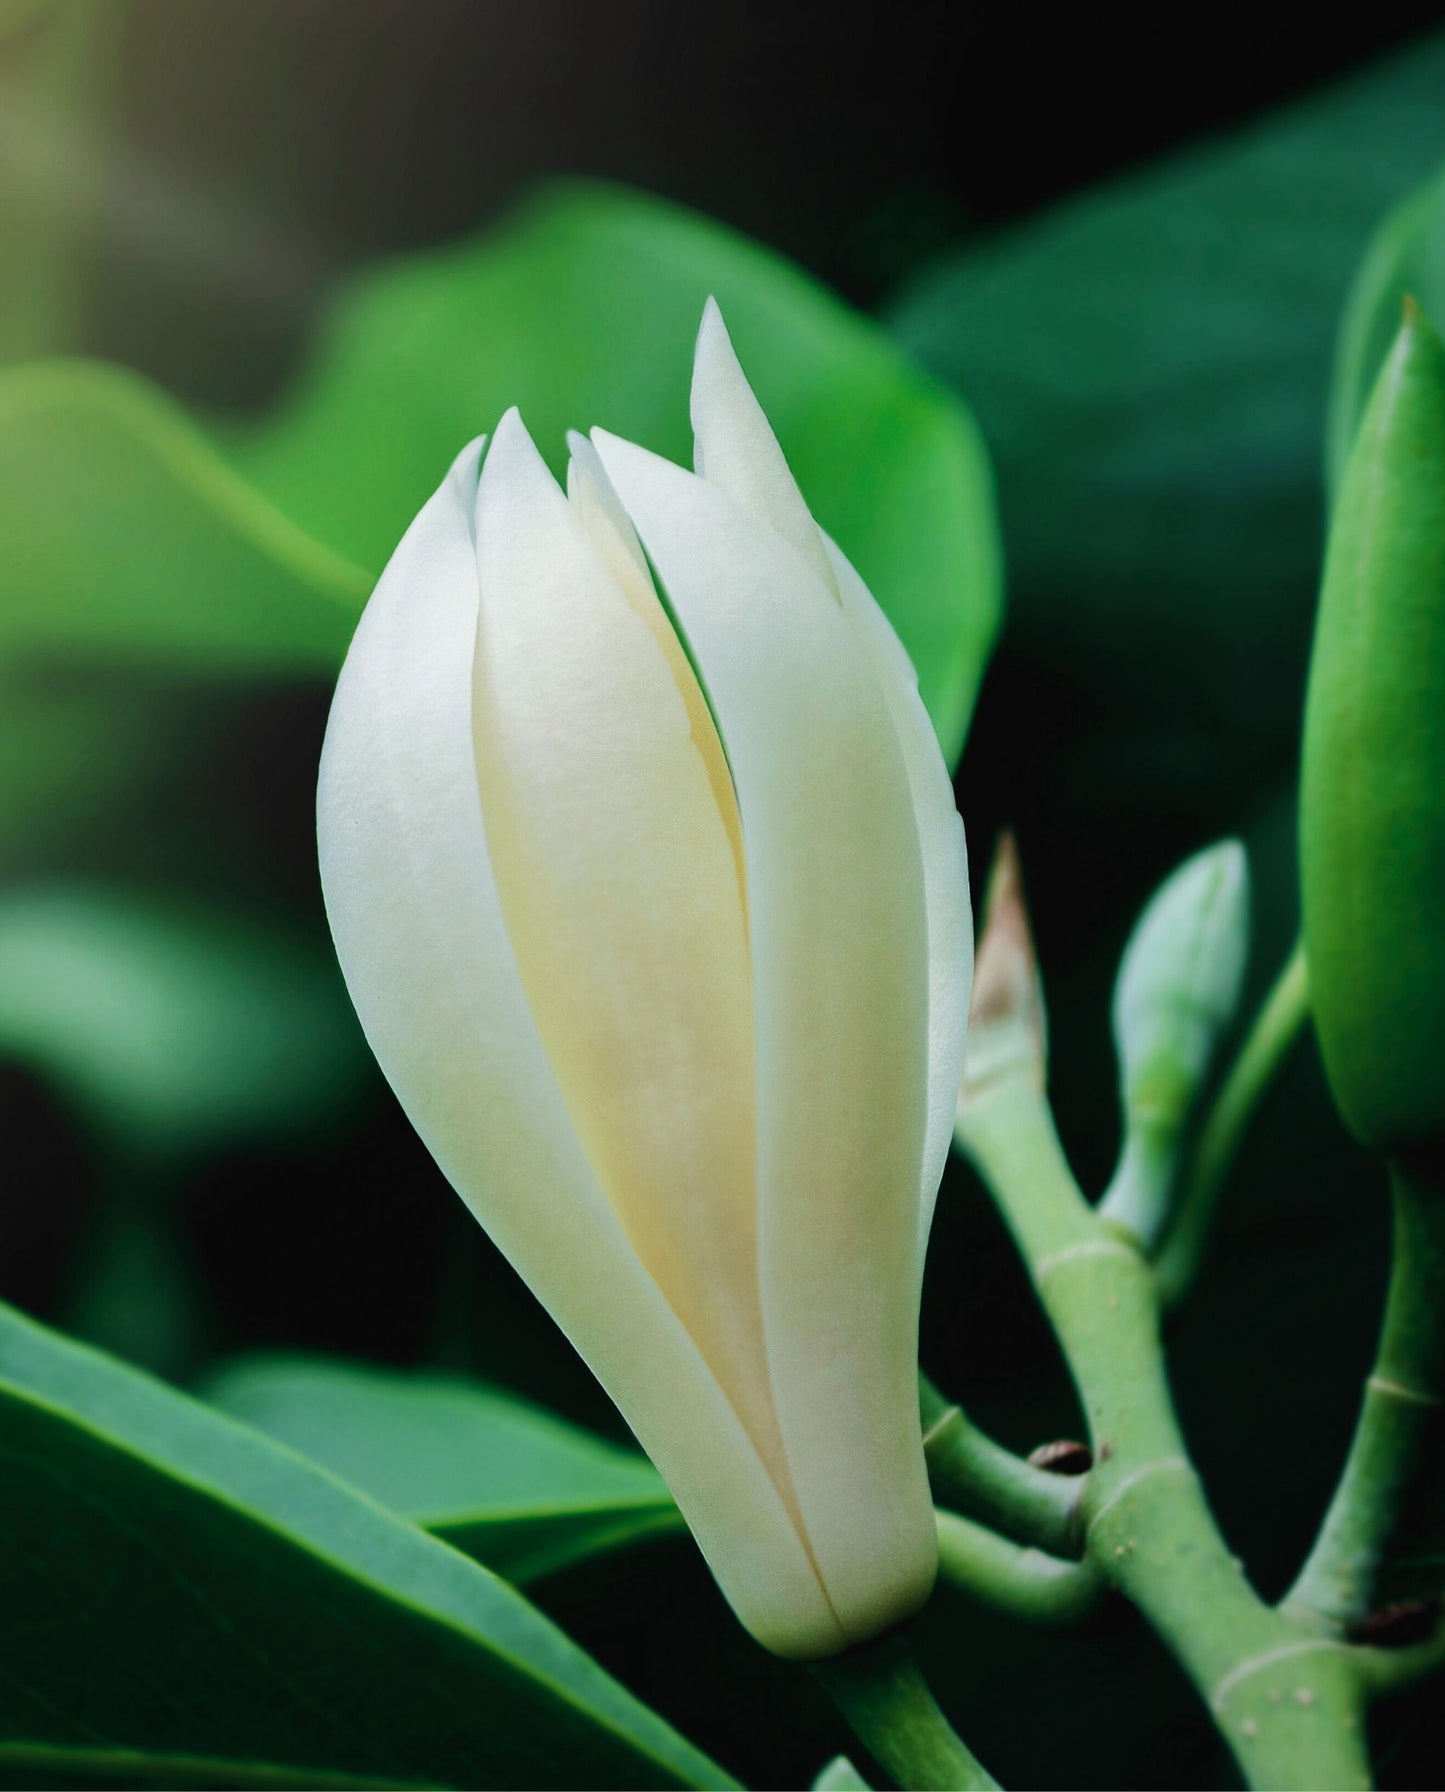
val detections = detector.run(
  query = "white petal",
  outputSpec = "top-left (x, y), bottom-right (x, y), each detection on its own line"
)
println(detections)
top-left (470, 410), bottom-right (782, 1481)
top-left (566, 428), bottom-right (654, 594)
top-left (566, 428), bottom-right (745, 896)
top-left (318, 440), bottom-right (842, 1658)
top-left (690, 298), bottom-right (838, 595)
top-left (825, 538), bottom-right (973, 1261)
top-left (593, 428), bottom-right (937, 1643)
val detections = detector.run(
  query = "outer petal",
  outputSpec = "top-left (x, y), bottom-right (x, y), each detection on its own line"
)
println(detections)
top-left (317, 442), bottom-right (842, 1658)
top-left (690, 298), bottom-right (837, 596)
top-left (566, 429), bottom-right (745, 897)
top-left (687, 302), bottom-right (972, 1263)
top-left (825, 539), bottom-right (972, 1262)
top-left (593, 428), bottom-right (937, 1644)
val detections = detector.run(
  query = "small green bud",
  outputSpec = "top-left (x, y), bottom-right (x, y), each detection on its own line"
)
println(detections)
top-left (1100, 842), bottom-right (1250, 1245)
top-left (813, 1758), bottom-right (873, 1791)
top-left (1301, 301), bottom-right (1445, 1154)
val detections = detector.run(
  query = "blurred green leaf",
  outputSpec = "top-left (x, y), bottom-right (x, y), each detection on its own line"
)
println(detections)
top-left (0, 681), bottom-right (194, 879)
top-left (0, 355), bottom-right (364, 871)
top-left (0, 1741), bottom-right (421, 1790)
top-left (222, 181), bottom-right (1000, 763)
top-left (888, 32), bottom-right (1445, 801)
top-left (0, 360), bottom-right (367, 672)
top-left (0, 1299), bottom-right (736, 1789)
top-left (204, 1354), bottom-right (685, 1584)
top-left (1327, 164), bottom-right (1445, 491)
top-left (0, 1), bottom-right (122, 360)
top-left (0, 184), bottom-right (996, 881)
top-left (65, 1198), bottom-right (198, 1376)
top-left (0, 884), bottom-right (367, 1153)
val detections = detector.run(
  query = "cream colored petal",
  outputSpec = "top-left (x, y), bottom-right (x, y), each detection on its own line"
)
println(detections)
top-left (593, 428), bottom-right (937, 1644)
top-left (317, 439), bottom-right (841, 1658)
top-left (566, 427), bottom-right (652, 593)
top-left (824, 537), bottom-right (973, 1262)
top-left (566, 430), bottom-right (746, 908)
top-left (690, 298), bottom-right (837, 596)
top-left (691, 303), bottom-right (971, 1253)
top-left (471, 410), bottom-right (790, 1506)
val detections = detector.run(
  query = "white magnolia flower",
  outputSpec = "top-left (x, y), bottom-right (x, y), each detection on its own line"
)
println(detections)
top-left (317, 303), bottom-right (972, 1659)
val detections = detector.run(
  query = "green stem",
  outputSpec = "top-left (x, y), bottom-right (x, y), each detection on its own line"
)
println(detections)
top-left (1282, 1159), bottom-right (1445, 1631)
top-left (920, 1375), bottom-right (1086, 1558)
top-left (811, 1631), bottom-right (997, 1791)
top-left (1354, 1625), bottom-right (1445, 1699)
top-left (935, 1508), bottom-right (1102, 1626)
top-left (1155, 942), bottom-right (1309, 1305)
top-left (1097, 1124), bottom-right (1177, 1255)
top-left (955, 1079), bottom-right (1372, 1790)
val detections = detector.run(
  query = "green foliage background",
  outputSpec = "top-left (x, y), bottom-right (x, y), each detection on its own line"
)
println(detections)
top-left (4, 5), bottom-right (1445, 1787)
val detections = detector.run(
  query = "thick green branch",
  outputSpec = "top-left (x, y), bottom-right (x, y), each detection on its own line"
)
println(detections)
top-left (1283, 1159), bottom-right (1445, 1633)
top-left (954, 1078), bottom-right (1371, 1789)
top-left (811, 1632), bottom-right (997, 1791)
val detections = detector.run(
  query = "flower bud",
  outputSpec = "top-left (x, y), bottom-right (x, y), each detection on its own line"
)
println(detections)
top-left (1100, 842), bottom-right (1249, 1242)
top-left (317, 302), bottom-right (973, 1659)
top-left (956, 833), bottom-right (1045, 1110)
top-left (1301, 302), bottom-right (1445, 1155)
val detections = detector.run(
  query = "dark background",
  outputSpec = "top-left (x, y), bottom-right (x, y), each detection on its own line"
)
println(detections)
top-left (7, 4), bottom-right (1445, 1787)
top-left (88, 2), bottom-right (1445, 395)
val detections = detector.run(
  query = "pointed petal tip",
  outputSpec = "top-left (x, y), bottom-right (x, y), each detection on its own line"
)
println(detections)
top-left (478, 405), bottom-right (558, 502)
top-left (588, 425), bottom-right (650, 481)
top-left (958, 830), bottom-right (1046, 1104)
top-left (982, 831), bottom-right (1027, 933)
top-left (696, 293), bottom-right (730, 354)
top-left (692, 295), bottom-right (745, 400)
top-left (444, 433), bottom-right (488, 499)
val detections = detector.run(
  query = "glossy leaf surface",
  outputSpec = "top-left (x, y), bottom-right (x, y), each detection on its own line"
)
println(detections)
top-left (0, 1301), bottom-right (734, 1790)
top-left (205, 1353), bottom-right (685, 1583)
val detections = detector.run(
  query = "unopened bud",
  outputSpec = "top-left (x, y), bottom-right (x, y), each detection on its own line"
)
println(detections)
top-left (1100, 841), bottom-right (1249, 1245)
top-left (1302, 301), bottom-right (1445, 1155)
top-left (957, 833), bottom-right (1046, 1109)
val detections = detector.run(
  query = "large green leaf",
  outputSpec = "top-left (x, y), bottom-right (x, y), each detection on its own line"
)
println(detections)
top-left (0, 359), bottom-right (367, 673)
top-left (0, 357), bottom-right (365, 872)
top-left (0, 186), bottom-right (996, 878)
top-left (0, 184), bottom-right (996, 765)
top-left (0, 1300), bottom-right (735, 1790)
top-left (1326, 162), bottom-right (1445, 489)
top-left (204, 1354), bottom-right (685, 1584)
top-left (888, 32), bottom-right (1445, 798)
top-left (0, 884), bottom-right (366, 1152)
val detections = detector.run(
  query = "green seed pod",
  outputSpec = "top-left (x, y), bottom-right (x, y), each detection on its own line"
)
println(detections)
top-left (1099, 840), bottom-right (1249, 1246)
top-left (1301, 300), bottom-right (1445, 1154)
